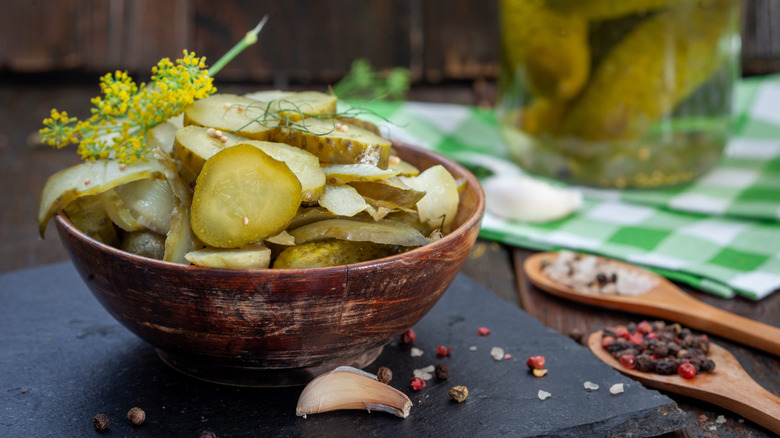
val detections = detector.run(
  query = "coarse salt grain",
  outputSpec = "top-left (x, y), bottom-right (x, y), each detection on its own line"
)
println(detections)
top-left (538, 390), bottom-right (551, 400)
top-left (469, 346), bottom-right (477, 351)
top-left (583, 381), bottom-right (599, 391)
top-left (609, 383), bottom-right (624, 395)
top-left (413, 365), bottom-right (436, 380)
top-left (490, 347), bottom-right (504, 361)
top-left (410, 347), bottom-right (424, 357)
top-left (715, 415), bottom-right (726, 424)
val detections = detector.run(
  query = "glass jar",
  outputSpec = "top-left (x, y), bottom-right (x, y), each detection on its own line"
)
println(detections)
top-left (496, 0), bottom-right (741, 188)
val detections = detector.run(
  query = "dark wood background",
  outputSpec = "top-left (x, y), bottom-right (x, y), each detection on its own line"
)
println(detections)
top-left (2, 0), bottom-right (778, 88)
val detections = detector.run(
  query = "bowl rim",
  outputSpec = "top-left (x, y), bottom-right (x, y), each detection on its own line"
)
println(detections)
top-left (54, 141), bottom-right (485, 275)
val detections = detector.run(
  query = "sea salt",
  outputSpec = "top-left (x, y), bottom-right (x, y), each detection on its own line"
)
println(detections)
top-left (490, 347), bottom-right (505, 361)
top-left (413, 365), bottom-right (436, 380)
top-left (542, 250), bottom-right (656, 296)
top-left (609, 383), bottom-right (625, 395)
top-left (538, 390), bottom-right (552, 400)
top-left (410, 347), bottom-right (424, 357)
top-left (469, 346), bottom-right (478, 351)
top-left (583, 381), bottom-right (599, 391)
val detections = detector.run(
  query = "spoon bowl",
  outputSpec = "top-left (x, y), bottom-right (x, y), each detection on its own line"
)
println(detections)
top-left (524, 252), bottom-right (780, 357)
top-left (588, 331), bottom-right (780, 434)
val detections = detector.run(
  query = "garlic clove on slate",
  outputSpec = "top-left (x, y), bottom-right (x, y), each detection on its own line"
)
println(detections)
top-left (296, 366), bottom-right (412, 418)
top-left (483, 174), bottom-right (582, 223)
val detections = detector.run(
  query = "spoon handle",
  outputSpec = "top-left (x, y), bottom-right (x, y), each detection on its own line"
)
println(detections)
top-left (663, 293), bottom-right (780, 357)
top-left (708, 364), bottom-right (780, 434)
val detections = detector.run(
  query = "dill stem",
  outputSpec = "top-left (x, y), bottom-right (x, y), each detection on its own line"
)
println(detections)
top-left (208, 15), bottom-right (269, 78)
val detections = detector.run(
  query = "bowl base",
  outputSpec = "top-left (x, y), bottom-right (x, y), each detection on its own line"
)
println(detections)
top-left (156, 346), bottom-right (385, 387)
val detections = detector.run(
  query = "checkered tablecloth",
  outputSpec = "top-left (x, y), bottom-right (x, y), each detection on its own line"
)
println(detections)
top-left (354, 74), bottom-right (780, 300)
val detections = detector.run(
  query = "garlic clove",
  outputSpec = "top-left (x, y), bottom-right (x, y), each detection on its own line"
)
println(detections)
top-left (483, 175), bottom-right (582, 223)
top-left (296, 366), bottom-right (412, 418)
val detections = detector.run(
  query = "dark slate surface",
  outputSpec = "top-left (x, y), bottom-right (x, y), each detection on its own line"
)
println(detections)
top-left (0, 262), bottom-right (687, 437)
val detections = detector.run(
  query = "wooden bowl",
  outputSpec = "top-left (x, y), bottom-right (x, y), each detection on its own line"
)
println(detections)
top-left (54, 142), bottom-right (485, 386)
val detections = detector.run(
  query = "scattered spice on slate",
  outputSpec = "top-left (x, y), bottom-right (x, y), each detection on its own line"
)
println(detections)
top-left (410, 347), bottom-right (424, 357)
top-left (376, 366), bottom-right (393, 384)
top-left (413, 365), bottom-right (435, 380)
top-left (490, 347), bottom-right (505, 361)
top-left (532, 368), bottom-right (548, 377)
top-left (410, 377), bottom-right (425, 391)
top-left (537, 390), bottom-right (551, 400)
top-left (583, 381), bottom-right (599, 391)
top-left (600, 320), bottom-right (715, 379)
top-left (92, 413), bottom-right (109, 431)
top-left (435, 364), bottom-right (450, 380)
top-left (199, 431), bottom-right (218, 438)
top-left (449, 386), bottom-right (469, 402)
top-left (477, 327), bottom-right (491, 336)
top-left (127, 407), bottom-right (146, 426)
top-left (401, 329), bottom-right (416, 344)
top-left (436, 345), bottom-right (452, 357)
top-left (543, 250), bottom-right (657, 296)
top-left (526, 355), bottom-right (545, 370)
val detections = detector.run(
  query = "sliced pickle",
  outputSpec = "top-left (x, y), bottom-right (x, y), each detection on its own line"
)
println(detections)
top-left (273, 239), bottom-right (400, 269)
top-left (120, 230), bottom-right (166, 260)
top-left (155, 148), bottom-right (200, 263)
top-left (191, 144), bottom-right (302, 248)
top-left (286, 206), bottom-right (338, 230)
top-left (348, 177), bottom-right (425, 210)
top-left (99, 188), bottom-right (144, 232)
top-left (114, 179), bottom-right (175, 235)
top-left (63, 195), bottom-right (119, 246)
top-left (185, 244), bottom-right (272, 269)
top-left (318, 184), bottom-right (368, 217)
top-left (400, 165), bottom-right (459, 232)
top-left (273, 118), bottom-right (391, 168)
top-left (244, 90), bottom-right (338, 122)
top-left (242, 140), bottom-right (325, 204)
top-left (388, 156), bottom-right (420, 177)
top-left (147, 121), bottom-right (178, 154)
top-left (322, 164), bottom-right (400, 184)
top-left (289, 218), bottom-right (428, 247)
top-left (38, 159), bottom-right (164, 237)
top-left (265, 230), bottom-right (296, 246)
top-left (173, 125), bottom-right (244, 174)
top-left (183, 94), bottom-right (278, 140)
top-left (337, 117), bottom-right (382, 136)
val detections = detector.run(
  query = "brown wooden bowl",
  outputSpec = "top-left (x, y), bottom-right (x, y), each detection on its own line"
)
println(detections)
top-left (54, 142), bottom-right (485, 386)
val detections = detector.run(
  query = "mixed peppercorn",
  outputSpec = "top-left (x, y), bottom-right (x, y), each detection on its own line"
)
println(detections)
top-left (601, 320), bottom-right (716, 378)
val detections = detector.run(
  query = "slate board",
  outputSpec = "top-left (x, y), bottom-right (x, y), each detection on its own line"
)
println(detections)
top-left (0, 263), bottom-right (687, 437)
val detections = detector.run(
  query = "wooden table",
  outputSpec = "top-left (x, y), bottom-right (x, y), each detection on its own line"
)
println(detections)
top-left (3, 80), bottom-right (779, 437)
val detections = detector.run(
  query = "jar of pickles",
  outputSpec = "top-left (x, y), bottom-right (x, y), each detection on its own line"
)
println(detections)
top-left (497, 0), bottom-right (741, 188)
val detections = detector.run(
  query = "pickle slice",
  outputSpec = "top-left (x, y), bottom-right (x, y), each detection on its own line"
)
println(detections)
top-left (38, 159), bottom-right (164, 237)
top-left (114, 179), bottom-right (175, 235)
top-left (317, 184), bottom-right (368, 217)
top-left (273, 118), bottom-right (391, 168)
top-left (289, 218), bottom-right (428, 247)
top-left (348, 177), bottom-right (425, 210)
top-left (322, 164), bottom-right (400, 184)
top-left (173, 125), bottom-right (244, 175)
top-left (388, 156), bottom-right (420, 177)
top-left (185, 244), bottom-right (272, 269)
top-left (63, 195), bottom-right (119, 246)
top-left (244, 90), bottom-right (338, 122)
top-left (273, 239), bottom-right (399, 269)
top-left (120, 230), bottom-right (166, 260)
top-left (191, 144), bottom-right (302, 248)
top-left (183, 94), bottom-right (279, 140)
top-left (400, 165), bottom-right (459, 232)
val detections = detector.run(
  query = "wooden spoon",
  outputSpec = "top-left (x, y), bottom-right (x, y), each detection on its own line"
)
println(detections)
top-left (588, 331), bottom-right (780, 434)
top-left (524, 252), bottom-right (780, 357)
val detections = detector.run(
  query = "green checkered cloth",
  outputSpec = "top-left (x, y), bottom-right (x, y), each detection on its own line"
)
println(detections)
top-left (354, 74), bottom-right (780, 300)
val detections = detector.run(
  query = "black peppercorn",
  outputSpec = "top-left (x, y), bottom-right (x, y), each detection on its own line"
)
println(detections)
top-left (376, 366), bottom-right (393, 384)
top-left (636, 354), bottom-right (655, 372)
top-left (435, 364), bottom-right (450, 380)
top-left (655, 359), bottom-right (677, 375)
top-left (92, 413), bottom-right (109, 431)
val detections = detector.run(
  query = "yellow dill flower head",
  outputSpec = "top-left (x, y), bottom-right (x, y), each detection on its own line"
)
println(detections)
top-left (40, 50), bottom-right (216, 165)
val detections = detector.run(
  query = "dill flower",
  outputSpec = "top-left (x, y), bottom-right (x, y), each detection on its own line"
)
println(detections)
top-left (40, 50), bottom-right (216, 164)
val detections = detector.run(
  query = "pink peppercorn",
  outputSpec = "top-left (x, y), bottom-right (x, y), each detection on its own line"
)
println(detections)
top-left (401, 329), bottom-right (416, 344)
top-left (436, 345), bottom-right (452, 357)
top-left (410, 377), bottom-right (425, 390)
top-left (477, 327), bottom-right (491, 336)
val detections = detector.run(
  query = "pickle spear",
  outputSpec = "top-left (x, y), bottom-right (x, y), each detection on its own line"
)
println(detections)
top-left (289, 218), bottom-right (428, 247)
top-left (501, 0), bottom-right (590, 100)
top-left (190, 144), bottom-right (302, 248)
top-left (561, 2), bottom-right (735, 141)
top-left (183, 93), bottom-right (278, 140)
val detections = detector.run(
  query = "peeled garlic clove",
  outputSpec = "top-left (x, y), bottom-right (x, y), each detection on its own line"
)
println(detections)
top-left (483, 175), bottom-right (582, 223)
top-left (296, 366), bottom-right (412, 418)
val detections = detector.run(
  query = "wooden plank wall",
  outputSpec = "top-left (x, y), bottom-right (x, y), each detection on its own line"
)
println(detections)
top-left (0, 0), bottom-right (777, 84)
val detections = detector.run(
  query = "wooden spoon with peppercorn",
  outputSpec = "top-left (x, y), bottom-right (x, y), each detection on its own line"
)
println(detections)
top-left (587, 331), bottom-right (780, 434)
top-left (524, 252), bottom-right (780, 357)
